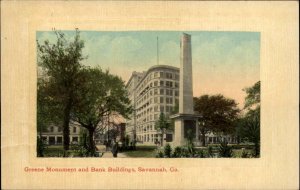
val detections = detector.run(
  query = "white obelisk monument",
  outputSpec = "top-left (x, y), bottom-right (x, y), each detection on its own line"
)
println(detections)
top-left (171, 33), bottom-right (201, 146)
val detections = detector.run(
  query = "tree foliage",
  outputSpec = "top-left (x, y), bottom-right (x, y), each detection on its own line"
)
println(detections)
top-left (37, 29), bottom-right (85, 152)
top-left (155, 112), bottom-right (170, 146)
top-left (243, 81), bottom-right (260, 111)
top-left (71, 67), bottom-right (132, 156)
top-left (237, 81), bottom-right (261, 157)
top-left (193, 94), bottom-right (240, 146)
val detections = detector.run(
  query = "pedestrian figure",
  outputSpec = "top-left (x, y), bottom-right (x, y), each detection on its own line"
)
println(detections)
top-left (111, 140), bottom-right (118, 158)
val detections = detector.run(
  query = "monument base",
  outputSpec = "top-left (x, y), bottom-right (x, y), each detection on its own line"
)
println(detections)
top-left (170, 113), bottom-right (202, 147)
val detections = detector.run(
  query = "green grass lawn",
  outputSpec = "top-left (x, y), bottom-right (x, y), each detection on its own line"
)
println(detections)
top-left (43, 146), bottom-right (65, 157)
top-left (122, 145), bottom-right (158, 158)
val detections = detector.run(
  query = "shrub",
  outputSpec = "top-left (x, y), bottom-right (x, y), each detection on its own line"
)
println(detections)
top-left (241, 148), bottom-right (249, 158)
top-left (156, 151), bottom-right (164, 158)
top-left (164, 143), bottom-right (172, 158)
top-left (195, 149), bottom-right (205, 158)
top-left (172, 146), bottom-right (182, 158)
top-left (71, 144), bottom-right (89, 157)
top-left (218, 141), bottom-right (233, 158)
top-left (207, 145), bottom-right (214, 158)
top-left (180, 147), bottom-right (193, 158)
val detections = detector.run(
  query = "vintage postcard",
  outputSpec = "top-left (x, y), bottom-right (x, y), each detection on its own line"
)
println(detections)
top-left (1, 1), bottom-right (299, 189)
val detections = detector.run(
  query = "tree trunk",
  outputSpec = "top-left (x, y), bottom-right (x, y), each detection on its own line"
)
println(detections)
top-left (63, 98), bottom-right (72, 153)
top-left (88, 128), bottom-right (96, 157)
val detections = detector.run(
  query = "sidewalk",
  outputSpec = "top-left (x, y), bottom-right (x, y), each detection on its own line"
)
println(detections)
top-left (96, 145), bottom-right (128, 158)
top-left (102, 151), bottom-right (128, 158)
top-left (101, 151), bottom-right (127, 158)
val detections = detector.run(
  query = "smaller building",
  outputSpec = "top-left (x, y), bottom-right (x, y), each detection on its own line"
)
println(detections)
top-left (38, 123), bottom-right (81, 145)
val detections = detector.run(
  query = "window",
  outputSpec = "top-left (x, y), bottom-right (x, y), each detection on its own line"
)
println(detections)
top-left (175, 82), bottom-right (179, 88)
top-left (160, 72), bottom-right (164, 78)
top-left (154, 89), bottom-right (158, 95)
top-left (154, 106), bottom-right (159, 112)
top-left (150, 90), bottom-right (153, 95)
top-left (160, 80), bottom-right (164, 86)
top-left (175, 91), bottom-right (179, 96)
top-left (154, 114), bottom-right (158, 120)
top-left (166, 81), bottom-right (173, 87)
top-left (58, 127), bottom-right (62, 132)
top-left (166, 106), bottom-right (170, 112)
top-left (166, 72), bottom-right (173, 79)
top-left (154, 81), bottom-right (158, 87)
top-left (154, 72), bottom-right (158, 78)
top-left (150, 83), bottom-right (153, 87)
top-left (57, 137), bottom-right (62, 144)
top-left (72, 137), bottom-right (78, 142)
top-left (169, 90), bottom-right (173, 96)
top-left (73, 127), bottom-right (76, 133)
top-left (160, 97), bottom-right (164, 103)
top-left (175, 74), bottom-right (179, 80)
top-left (50, 126), bottom-right (54, 132)
top-left (160, 89), bottom-right (164, 95)
top-left (160, 106), bottom-right (164, 112)
top-left (166, 97), bottom-right (173, 104)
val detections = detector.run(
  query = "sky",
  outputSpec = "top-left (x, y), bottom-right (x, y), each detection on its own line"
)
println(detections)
top-left (37, 31), bottom-right (260, 108)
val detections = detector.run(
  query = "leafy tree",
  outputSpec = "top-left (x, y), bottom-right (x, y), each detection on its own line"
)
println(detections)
top-left (238, 81), bottom-right (261, 157)
top-left (37, 30), bottom-right (85, 152)
top-left (37, 79), bottom-right (52, 136)
top-left (239, 109), bottom-right (260, 157)
top-left (155, 112), bottom-right (170, 146)
top-left (243, 81), bottom-right (260, 111)
top-left (194, 95), bottom-right (240, 146)
top-left (37, 136), bottom-right (47, 157)
top-left (72, 67), bottom-right (132, 156)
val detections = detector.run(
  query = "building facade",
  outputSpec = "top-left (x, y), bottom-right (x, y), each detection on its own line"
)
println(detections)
top-left (126, 65), bottom-right (180, 145)
top-left (38, 123), bottom-right (81, 145)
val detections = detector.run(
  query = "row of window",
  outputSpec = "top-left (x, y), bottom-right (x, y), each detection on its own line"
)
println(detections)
top-left (49, 126), bottom-right (77, 133)
top-left (41, 136), bottom-right (78, 145)
top-left (137, 124), bottom-right (155, 132)
top-left (136, 71), bottom-right (179, 97)
top-left (137, 134), bottom-right (160, 142)
top-left (136, 89), bottom-right (179, 108)
top-left (136, 104), bottom-right (175, 120)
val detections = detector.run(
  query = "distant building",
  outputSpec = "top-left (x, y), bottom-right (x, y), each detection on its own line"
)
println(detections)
top-left (38, 123), bottom-right (81, 145)
top-left (94, 114), bottom-right (126, 144)
top-left (126, 65), bottom-right (180, 145)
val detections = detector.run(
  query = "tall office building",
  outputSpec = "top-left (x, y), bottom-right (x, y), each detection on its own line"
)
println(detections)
top-left (126, 65), bottom-right (180, 145)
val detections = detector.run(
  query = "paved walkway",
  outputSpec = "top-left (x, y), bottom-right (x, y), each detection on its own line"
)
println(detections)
top-left (102, 151), bottom-right (128, 158)
top-left (96, 145), bottom-right (128, 158)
